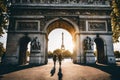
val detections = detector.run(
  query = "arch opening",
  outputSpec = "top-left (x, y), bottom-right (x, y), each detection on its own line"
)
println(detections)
top-left (46, 19), bottom-right (77, 62)
top-left (18, 35), bottom-right (31, 65)
top-left (94, 38), bottom-right (107, 64)
top-left (48, 29), bottom-right (74, 53)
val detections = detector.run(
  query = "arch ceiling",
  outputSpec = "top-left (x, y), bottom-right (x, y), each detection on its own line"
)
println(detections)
top-left (46, 19), bottom-right (76, 36)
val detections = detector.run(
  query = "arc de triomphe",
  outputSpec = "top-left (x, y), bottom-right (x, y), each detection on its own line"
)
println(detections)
top-left (3, 0), bottom-right (115, 65)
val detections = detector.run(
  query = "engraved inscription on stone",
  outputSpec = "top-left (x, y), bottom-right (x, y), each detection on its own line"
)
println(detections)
top-left (88, 22), bottom-right (106, 31)
top-left (16, 22), bottom-right (39, 31)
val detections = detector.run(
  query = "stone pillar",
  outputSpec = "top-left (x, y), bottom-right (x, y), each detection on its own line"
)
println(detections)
top-left (11, 0), bottom-right (15, 3)
top-left (84, 37), bottom-right (95, 64)
top-left (29, 50), bottom-right (43, 65)
top-left (105, 36), bottom-right (116, 64)
top-left (29, 37), bottom-right (43, 65)
top-left (20, 0), bottom-right (22, 3)
top-left (74, 33), bottom-right (80, 63)
top-left (3, 33), bottom-right (19, 65)
top-left (79, 35), bottom-right (84, 64)
top-left (85, 50), bottom-right (95, 64)
top-left (45, 34), bottom-right (48, 64)
top-left (27, 0), bottom-right (30, 3)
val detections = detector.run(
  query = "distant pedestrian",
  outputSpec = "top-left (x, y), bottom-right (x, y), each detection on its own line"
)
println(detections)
top-left (58, 53), bottom-right (62, 67)
top-left (53, 54), bottom-right (57, 67)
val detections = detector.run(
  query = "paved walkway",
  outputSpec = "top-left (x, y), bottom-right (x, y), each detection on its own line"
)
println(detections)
top-left (0, 59), bottom-right (120, 80)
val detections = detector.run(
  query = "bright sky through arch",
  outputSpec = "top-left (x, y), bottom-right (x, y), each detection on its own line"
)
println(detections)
top-left (48, 29), bottom-right (74, 53)
top-left (1, 29), bottom-right (120, 52)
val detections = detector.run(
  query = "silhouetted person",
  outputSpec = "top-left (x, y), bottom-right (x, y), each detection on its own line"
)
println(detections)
top-left (58, 53), bottom-right (62, 68)
top-left (53, 54), bottom-right (57, 67)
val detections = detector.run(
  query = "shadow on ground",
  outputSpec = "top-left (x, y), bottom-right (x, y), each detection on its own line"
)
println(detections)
top-left (0, 63), bottom-right (44, 75)
top-left (50, 66), bottom-right (56, 76)
top-left (0, 62), bottom-right (120, 80)
top-left (57, 67), bottom-right (63, 80)
top-left (50, 66), bottom-right (63, 80)
top-left (84, 63), bottom-right (120, 80)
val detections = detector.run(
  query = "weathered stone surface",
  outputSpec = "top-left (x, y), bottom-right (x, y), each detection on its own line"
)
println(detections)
top-left (4, 0), bottom-right (115, 65)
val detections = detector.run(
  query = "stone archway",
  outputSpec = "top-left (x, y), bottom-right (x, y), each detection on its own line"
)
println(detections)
top-left (44, 18), bottom-right (79, 35)
top-left (47, 19), bottom-right (75, 35)
top-left (4, 0), bottom-right (116, 65)
top-left (44, 18), bottom-right (79, 63)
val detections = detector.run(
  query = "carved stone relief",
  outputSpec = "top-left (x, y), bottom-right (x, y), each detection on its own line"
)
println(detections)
top-left (12, 9), bottom-right (107, 16)
top-left (84, 37), bottom-right (93, 50)
top-left (11, 0), bottom-right (110, 5)
top-left (88, 22), bottom-right (106, 31)
top-left (31, 37), bottom-right (41, 50)
top-left (16, 21), bottom-right (39, 31)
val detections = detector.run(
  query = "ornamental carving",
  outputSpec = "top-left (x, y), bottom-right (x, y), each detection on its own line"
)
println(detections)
top-left (88, 21), bottom-right (106, 31)
top-left (31, 37), bottom-right (41, 50)
top-left (11, 0), bottom-right (110, 5)
top-left (16, 21), bottom-right (39, 31)
top-left (84, 37), bottom-right (93, 50)
top-left (12, 9), bottom-right (107, 16)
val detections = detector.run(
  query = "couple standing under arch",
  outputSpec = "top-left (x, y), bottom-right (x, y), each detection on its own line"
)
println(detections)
top-left (53, 53), bottom-right (63, 68)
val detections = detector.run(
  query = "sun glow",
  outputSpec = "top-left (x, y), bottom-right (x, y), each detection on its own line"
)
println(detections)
top-left (48, 29), bottom-right (74, 53)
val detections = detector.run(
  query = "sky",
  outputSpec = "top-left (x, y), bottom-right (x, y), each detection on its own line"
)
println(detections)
top-left (0, 29), bottom-right (120, 52)
top-left (0, 30), bottom-right (7, 48)
top-left (48, 29), bottom-right (74, 53)
top-left (113, 38), bottom-right (120, 51)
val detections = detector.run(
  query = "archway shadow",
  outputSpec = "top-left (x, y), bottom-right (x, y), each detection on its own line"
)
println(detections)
top-left (84, 63), bottom-right (120, 80)
top-left (50, 66), bottom-right (63, 80)
top-left (58, 67), bottom-right (63, 80)
top-left (0, 64), bottom-right (44, 75)
top-left (50, 66), bottom-right (56, 76)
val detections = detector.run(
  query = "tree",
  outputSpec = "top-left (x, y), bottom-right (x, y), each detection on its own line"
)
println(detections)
top-left (111, 0), bottom-right (120, 42)
top-left (0, 42), bottom-right (5, 57)
top-left (94, 51), bottom-right (97, 57)
top-left (26, 51), bottom-right (30, 57)
top-left (48, 51), bottom-right (53, 58)
top-left (62, 50), bottom-right (72, 58)
top-left (0, 0), bottom-right (8, 36)
top-left (114, 51), bottom-right (120, 58)
top-left (53, 49), bottom-right (62, 55)
top-left (53, 49), bottom-right (72, 58)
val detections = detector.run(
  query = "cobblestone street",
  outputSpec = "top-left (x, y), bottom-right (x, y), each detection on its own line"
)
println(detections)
top-left (0, 59), bottom-right (120, 80)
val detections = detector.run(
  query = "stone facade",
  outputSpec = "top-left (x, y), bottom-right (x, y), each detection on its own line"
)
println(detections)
top-left (4, 0), bottom-right (115, 65)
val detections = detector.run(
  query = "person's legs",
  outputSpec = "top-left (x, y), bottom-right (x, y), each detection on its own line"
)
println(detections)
top-left (54, 61), bottom-right (56, 67)
top-left (59, 61), bottom-right (61, 67)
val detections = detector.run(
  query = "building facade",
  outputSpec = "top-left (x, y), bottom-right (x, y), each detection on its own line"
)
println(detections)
top-left (4, 0), bottom-right (115, 65)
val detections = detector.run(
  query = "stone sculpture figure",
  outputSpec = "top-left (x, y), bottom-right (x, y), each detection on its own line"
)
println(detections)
top-left (31, 37), bottom-right (41, 50)
top-left (84, 37), bottom-right (93, 50)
